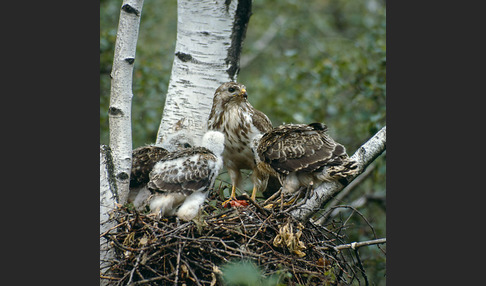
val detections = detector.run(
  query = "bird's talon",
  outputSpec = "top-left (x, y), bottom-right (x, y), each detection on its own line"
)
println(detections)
top-left (221, 198), bottom-right (234, 207)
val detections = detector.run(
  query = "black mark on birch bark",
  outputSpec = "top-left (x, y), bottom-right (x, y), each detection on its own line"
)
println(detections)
top-left (175, 52), bottom-right (193, 62)
top-left (226, 0), bottom-right (252, 81)
top-left (121, 4), bottom-right (140, 16)
top-left (125, 58), bottom-right (135, 64)
top-left (117, 172), bottom-right (129, 181)
top-left (100, 145), bottom-right (119, 203)
top-left (224, 0), bottom-right (232, 13)
top-left (109, 107), bottom-right (124, 116)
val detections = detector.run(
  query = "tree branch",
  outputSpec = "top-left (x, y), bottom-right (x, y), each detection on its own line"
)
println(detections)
top-left (290, 126), bottom-right (386, 222)
top-left (313, 164), bottom-right (376, 225)
top-left (316, 238), bottom-right (386, 251)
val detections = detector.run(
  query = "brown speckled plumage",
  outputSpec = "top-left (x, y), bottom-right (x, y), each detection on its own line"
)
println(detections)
top-left (145, 131), bottom-right (225, 221)
top-left (254, 123), bottom-right (358, 195)
top-left (147, 147), bottom-right (219, 196)
top-left (207, 82), bottom-right (275, 200)
top-left (130, 146), bottom-right (169, 188)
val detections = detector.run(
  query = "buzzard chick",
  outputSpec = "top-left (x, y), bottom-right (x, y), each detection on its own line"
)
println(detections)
top-left (130, 131), bottom-right (194, 189)
top-left (252, 123), bottom-right (358, 198)
top-left (128, 131), bottom-right (194, 210)
top-left (147, 131), bottom-right (225, 221)
top-left (207, 82), bottom-right (273, 201)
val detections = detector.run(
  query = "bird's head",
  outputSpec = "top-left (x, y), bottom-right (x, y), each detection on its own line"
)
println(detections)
top-left (201, 130), bottom-right (225, 156)
top-left (214, 82), bottom-right (248, 105)
top-left (159, 130), bottom-right (195, 152)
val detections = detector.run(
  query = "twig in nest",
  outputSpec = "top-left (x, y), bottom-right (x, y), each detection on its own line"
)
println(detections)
top-left (263, 188), bottom-right (281, 205)
top-left (127, 250), bottom-right (144, 285)
top-left (239, 193), bottom-right (269, 216)
top-left (175, 239), bottom-right (182, 285)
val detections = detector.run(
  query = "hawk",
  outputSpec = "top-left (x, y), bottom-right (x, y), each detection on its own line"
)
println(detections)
top-left (147, 131), bottom-right (225, 221)
top-left (127, 131), bottom-right (195, 210)
top-left (251, 123), bottom-right (358, 200)
top-left (207, 82), bottom-right (274, 201)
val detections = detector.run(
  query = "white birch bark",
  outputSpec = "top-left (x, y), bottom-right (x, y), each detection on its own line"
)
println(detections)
top-left (109, 0), bottom-right (144, 205)
top-left (101, 2), bottom-right (144, 283)
top-left (100, 145), bottom-right (118, 284)
top-left (155, 0), bottom-right (252, 144)
top-left (290, 126), bottom-right (386, 222)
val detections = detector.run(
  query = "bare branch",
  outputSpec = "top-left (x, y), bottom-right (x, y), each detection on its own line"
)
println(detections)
top-left (313, 164), bottom-right (376, 225)
top-left (324, 193), bottom-right (386, 224)
top-left (290, 126), bottom-right (386, 221)
top-left (316, 238), bottom-right (386, 251)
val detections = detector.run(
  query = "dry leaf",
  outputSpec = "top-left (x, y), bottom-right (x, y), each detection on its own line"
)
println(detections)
top-left (138, 234), bottom-right (148, 247)
top-left (273, 221), bottom-right (306, 257)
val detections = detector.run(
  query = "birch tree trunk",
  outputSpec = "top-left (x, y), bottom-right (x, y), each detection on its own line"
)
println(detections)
top-left (291, 126), bottom-right (386, 222)
top-left (109, 0), bottom-right (144, 205)
top-left (155, 0), bottom-right (252, 144)
top-left (100, 145), bottom-right (118, 284)
top-left (101, 1), bottom-right (144, 283)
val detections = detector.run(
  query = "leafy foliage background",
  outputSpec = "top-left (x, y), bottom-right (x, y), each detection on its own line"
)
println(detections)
top-left (100, 0), bottom-right (385, 284)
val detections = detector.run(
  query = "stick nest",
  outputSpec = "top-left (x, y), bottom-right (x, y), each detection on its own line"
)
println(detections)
top-left (100, 192), bottom-right (362, 285)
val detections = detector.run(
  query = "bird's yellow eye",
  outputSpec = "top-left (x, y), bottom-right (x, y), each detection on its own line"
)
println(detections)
top-left (228, 87), bottom-right (236, 93)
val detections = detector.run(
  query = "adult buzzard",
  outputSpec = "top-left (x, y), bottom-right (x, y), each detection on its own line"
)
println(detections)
top-left (207, 82), bottom-right (274, 201)
top-left (147, 131), bottom-right (225, 221)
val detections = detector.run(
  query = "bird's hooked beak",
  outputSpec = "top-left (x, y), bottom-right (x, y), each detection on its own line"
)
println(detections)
top-left (239, 88), bottom-right (248, 99)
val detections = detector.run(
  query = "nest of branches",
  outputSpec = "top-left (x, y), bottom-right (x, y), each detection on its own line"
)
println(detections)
top-left (100, 191), bottom-right (370, 286)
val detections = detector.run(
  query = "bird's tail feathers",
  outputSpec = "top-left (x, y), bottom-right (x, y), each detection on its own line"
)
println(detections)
top-left (317, 159), bottom-right (358, 183)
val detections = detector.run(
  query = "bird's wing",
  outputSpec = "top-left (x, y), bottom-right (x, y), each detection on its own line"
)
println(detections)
top-left (148, 148), bottom-right (219, 196)
top-left (251, 108), bottom-right (273, 133)
top-left (258, 123), bottom-right (348, 175)
top-left (130, 145), bottom-right (169, 187)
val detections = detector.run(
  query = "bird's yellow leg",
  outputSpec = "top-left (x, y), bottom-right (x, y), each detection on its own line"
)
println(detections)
top-left (230, 185), bottom-right (236, 199)
top-left (250, 185), bottom-right (257, 201)
top-left (222, 185), bottom-right (237, 206)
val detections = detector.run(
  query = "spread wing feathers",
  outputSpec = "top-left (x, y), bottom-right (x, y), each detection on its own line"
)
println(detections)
top-left (258, 123), bottom-right (349, 175)
top-left (130, 145), bottom-right (169, 188)
top-left (148, 147), bottom-right (219, 196)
